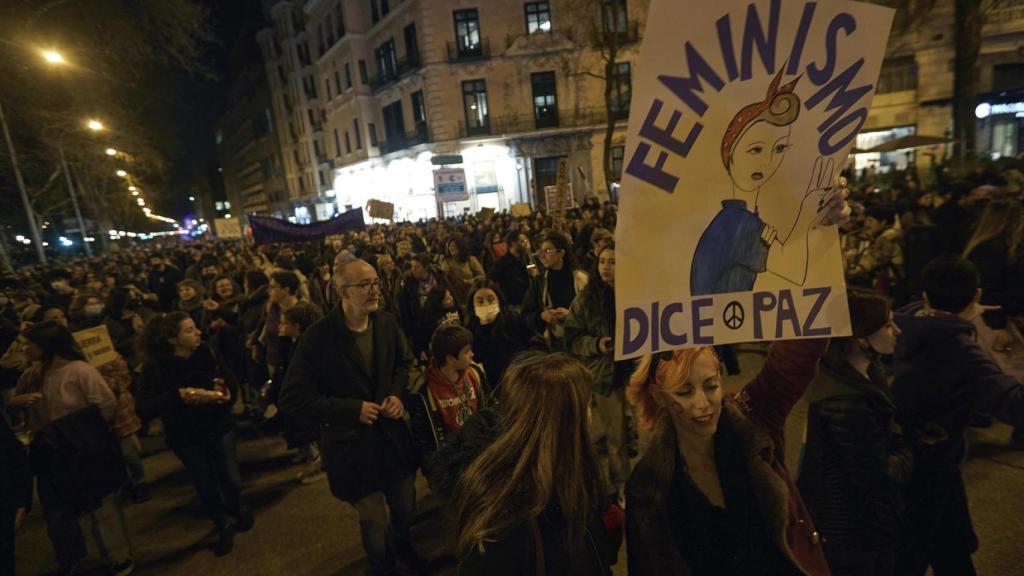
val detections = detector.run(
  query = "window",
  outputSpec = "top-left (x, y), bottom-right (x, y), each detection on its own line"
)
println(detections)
top-left (370, 0), bottom-right (379, 24)
top-left (325, 78), bottom-right (332, 100)
top-left (381, 0), bottom-right (389, 18)
top-left (369, 123), bottom-right (378, 146)
top-left (345, 63), bottom-right (352, 88)
top-left (318, 23), bottom-right (326, 56)
top-left (877, 56), bottom-right (917, 94)
top-left (307, 109), bottom-right (316, 128)
top-left (994, 63), bottom-right (1024, 92)
top-left (525, 2), bottom-right (551, 34)
top-left (334, 129), bottom-right (341, 157)
top-left (293, 149), bottom-right (300, 165)
top-left (609, 62), bottom-right (631, 117)
top-left (382, 101), bottom-right (406, 139)
top-left (335, 70), bottom-right (342, 94)
top-left (353, 118), bottom-right (362, 149)
top-left (314, 140), bottom-right (321, 158)
top-left (375, 39), bottom-right (397, 80)
top-left (531, 72), bottom-right (558, 129)
top-left (358, 60), bottom-right (368, 84)
top-left (454, 9), bottom-right (481, 56)
top-left (411, 90), bottom-right (426, 125)
top-left (602, 0), bottom-right (628, 37)
top-left (277, 65), bottom-right (287, 84)
top-left (345, 131), bottom-right (352, 154)
top-left (404, 23), bottom-right (419, 65)
top-left (462, 79), bottom-right (489, 135)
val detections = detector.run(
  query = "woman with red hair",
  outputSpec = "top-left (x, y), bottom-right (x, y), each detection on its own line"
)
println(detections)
top-left (624, 338), bottom-right (833, 576)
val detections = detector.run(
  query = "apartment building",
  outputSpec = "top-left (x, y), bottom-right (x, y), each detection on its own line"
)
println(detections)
top-left (256, 0), bottom-right (646, 222)
top-left (217, 19), bottom-right (290, 223)
top-left (857, 0), bottom-right (1024, 173)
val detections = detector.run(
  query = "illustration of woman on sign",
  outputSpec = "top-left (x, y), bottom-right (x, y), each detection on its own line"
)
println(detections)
top-left (690, 69), bottom-right (849, 296)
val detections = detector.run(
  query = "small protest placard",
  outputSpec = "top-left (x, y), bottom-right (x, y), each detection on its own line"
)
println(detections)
top-left (73, 325), bottom-right (118, 367)
top-left (510, 203), bottom-right (532, 217)
top-left (214, 218), bottom-right (242, 239)
top-left (367, 199), bottom-right (395, 221)
top-left (479, 207), bottom-right (496, 219)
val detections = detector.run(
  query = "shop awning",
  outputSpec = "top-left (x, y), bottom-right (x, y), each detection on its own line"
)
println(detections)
top-left (853, 134), bottom-right (953, 154)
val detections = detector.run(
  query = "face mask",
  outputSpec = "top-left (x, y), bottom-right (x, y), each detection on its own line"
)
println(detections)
top-left (84, 303), bottom-right (104, 317)
top-left (475, 303), bottom-right (500, 325)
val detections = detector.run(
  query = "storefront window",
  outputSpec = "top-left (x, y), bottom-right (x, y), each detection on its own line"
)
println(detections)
top-left (853, 126), bottom-right (916, 175)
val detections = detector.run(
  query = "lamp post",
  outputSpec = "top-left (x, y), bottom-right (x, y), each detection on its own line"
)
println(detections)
top-left (0, 101), bottom-right (46, 264)
top-left (58, 146), bottom-right (92, 256)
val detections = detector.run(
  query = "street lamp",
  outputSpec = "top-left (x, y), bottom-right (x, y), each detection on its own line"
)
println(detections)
top-left (128, 185), bottom-right (136, 191)
top-left (131, 190), bottom-right (139, 196)
top-left (116, 169), bottom-right (127, 177)
top-left (105, 148), bottom-right (117, 156)
top-left (86, 119), bottom-right (104, 131)
top-left (42, 50), bottom-right (65, 64)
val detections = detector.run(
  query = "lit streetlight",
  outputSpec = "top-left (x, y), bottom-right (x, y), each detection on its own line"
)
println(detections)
top-left (87, 119), bottom-right (104, 131)
top-left (105, 148), bottom-right (117, 156)
top-left (128, 185), bottom-right (136, 191)
top-left (116, 169), bottom-right (127, 177)
top-left (131, 190), bottom-right (139, 196)
top-left (42, 50), bottom-right (65, 65)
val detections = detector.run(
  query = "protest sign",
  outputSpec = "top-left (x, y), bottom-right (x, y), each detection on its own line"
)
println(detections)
top-left (615, 0), bottom-right (893, 359)
top-left (367, 199), bottom-right (395, 221)
top-left (510, 203), bottom-right (532, 217)
top-left (479, 207), bottom-right (496, 219)
top-left (434, 167), bottom-right (469, 202)
top-left (544, 184), bottom-right (575, 211)
top-left (214, 218), bottom-right (242, 239)
top-left (73, 325), bottom-right (118, 367)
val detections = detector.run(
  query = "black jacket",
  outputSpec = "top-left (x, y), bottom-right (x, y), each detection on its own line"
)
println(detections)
top-left (279, 309), bottom-right (415, 502)
top-left (468, 311), bottom-right (537, 391)
top-left (894, 301), bottom-right (1024, 471)
top-left (798, 359), bottom-right (913, 550)
top-left (30, 405), bottom-right (126, 515)
top-left (0, 416), bottom-right (31, 513)
top-left (398, 273), bottom-right (447, 358)
top-left (488, 253), bottom-right (529, 306)
top-left (136, 344), bottom-right (234, 448)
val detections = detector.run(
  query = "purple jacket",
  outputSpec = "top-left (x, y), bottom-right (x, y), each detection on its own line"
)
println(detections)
top-left (894, 301), bottom-right (1024, 470)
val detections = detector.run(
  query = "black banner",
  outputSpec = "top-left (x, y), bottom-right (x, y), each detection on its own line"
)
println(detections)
top-left (249, 208), bottom-right (365, 245)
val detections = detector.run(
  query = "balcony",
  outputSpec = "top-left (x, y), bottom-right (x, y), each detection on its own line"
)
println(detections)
top-left (446, 38), bottom-right (491, 63)
top-left (602, 20), bottom-right (641, 46)
top-left (369, 55), bottom-right (422, 92)
top-left (378, 123), bottom-right (430, 154)
top-left (457, 106), bottom-right (627, 138)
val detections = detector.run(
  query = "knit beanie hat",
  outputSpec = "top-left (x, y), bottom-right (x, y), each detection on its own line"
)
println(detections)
top-left (847, 287), bottom-right (891, 339)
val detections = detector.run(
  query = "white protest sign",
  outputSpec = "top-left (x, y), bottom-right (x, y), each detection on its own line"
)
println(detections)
top-left (615, 0), bottom-right (893, 359)
top-left (73, 325), bottom-right (118, 367)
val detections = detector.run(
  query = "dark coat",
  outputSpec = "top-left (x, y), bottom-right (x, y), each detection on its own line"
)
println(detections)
top-left (488, 252), bottom-right (529, 306)
top-left (279, 309), bottom-right (415, 503)
top-left (398, 272), bottom-right (447, 358)
top-left (136, 344), bottom-right (234, 448)
top-left (797, 359), bottom-right (913, 553)
top-left (30, 405), bottom-right (126, 515)
top-left (893, 301), bottom-right (1024, 471)
top-left (468, 311), bottom-right (536, 392)
top-left (0, 416), bottom-right (31, 514)
top-left (626, 339), bottom-right (831, 576)
top-left (965, 238), bottom-right (1024, 330)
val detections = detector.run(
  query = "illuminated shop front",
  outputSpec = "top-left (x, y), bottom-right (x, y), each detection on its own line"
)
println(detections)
top-left (853, 126), bottom-right (916, 174)
top-left (976, 92), bottom-right (1024, 160)
top-left (330, 143), bottom-right (524, 222)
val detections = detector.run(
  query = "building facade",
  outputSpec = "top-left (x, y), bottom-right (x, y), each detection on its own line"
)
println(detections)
top-left (218, 18), bottom-right (290, 225)
top-left (255, 0), bottom-right (646, 222)
top-left (857, 0), bottom-right (1024, 174)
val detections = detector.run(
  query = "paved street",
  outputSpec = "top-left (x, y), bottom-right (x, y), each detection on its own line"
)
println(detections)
top-left (14, 347), bottom-right (1024, 575)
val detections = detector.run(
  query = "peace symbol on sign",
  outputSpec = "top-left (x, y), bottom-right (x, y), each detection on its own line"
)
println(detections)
top-left (723, 301), bottom-right (745, 330)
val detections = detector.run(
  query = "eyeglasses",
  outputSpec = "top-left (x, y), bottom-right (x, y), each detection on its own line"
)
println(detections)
top-left (537, 248), bottom-right (560, 255)
top-left (342, 279), bottom-right (383, 291)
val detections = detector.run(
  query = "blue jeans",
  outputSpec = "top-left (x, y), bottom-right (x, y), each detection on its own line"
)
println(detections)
top-left (171, 430), bottom-right (243, 528)
top-left (352, 474), bottom-right (416, 576)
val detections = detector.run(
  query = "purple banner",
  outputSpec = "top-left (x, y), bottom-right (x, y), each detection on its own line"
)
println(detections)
top-left (249, 208), bottom-right (366, 245)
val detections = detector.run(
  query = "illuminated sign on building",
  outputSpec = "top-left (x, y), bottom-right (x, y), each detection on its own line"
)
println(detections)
top-left (976, 101), bottom-right (1024, 119)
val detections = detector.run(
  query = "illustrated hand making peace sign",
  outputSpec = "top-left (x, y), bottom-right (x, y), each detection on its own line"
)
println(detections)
top-left (804, 156), bottom-right (851, 229)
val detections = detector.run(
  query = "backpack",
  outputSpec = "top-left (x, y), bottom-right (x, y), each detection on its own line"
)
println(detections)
top-left (405, 362), bottom-right (488, 468)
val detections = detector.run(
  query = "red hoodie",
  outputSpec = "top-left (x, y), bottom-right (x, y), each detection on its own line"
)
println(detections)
top-left (424, 365), bottom-right (483, 432)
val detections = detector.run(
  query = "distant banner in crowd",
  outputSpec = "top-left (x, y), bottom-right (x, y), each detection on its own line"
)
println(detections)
top-left (73, 325), bottom-right (118, 367)
top-left (367, 199), bottom-right (395, 221)
top-left (249, 208), bottom-right (366, 245)
top-left (214, 217), bottom-right (242, 239)
top-left (615, 0), bottom-right (894, 359)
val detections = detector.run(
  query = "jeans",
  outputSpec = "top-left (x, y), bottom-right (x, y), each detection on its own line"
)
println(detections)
top-left (898, 471), bottom-right (977, 576)
top-left (172, 430), bottom-right (243, 528)
top-left (37, 475), bottom-right (132, 567)
top-left (351, 474), bottom-right (417, 576)
top-left (120, 435), bottom-right (146, 487)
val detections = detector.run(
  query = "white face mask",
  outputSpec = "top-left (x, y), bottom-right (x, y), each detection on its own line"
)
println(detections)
top-left (84, 303), bottom-right (104, 317)
top-left (475, 302), bottom-right (500, 325)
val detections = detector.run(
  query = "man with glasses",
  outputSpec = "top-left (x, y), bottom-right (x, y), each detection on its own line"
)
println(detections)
top-left (280, 257), bottom-right (428, 576)
top-left (522, 231), bottom-right (589, 350)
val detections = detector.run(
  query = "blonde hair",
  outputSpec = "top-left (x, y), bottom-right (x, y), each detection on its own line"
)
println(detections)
top-left (627, 347), bottom-right (721, 430)
top-left (453, 352), bottom-right (604, 560)
top-left (963, 200), bottom-right (1024, 262)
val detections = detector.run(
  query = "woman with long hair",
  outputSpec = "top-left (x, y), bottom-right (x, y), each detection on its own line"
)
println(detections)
top-left (136, 311), bottom-right (251, 556)
top-left (797, 288), bottom-right (912, 576)
top-left (565, 242), bottom-right (633, 500)
top-left (9, 321), bottom-right (134, 576)
top-left (444, 235), bottom-right (486, 305)
top-left (453, 352), bottom-right (612, 575)
top-left (962, 199), bottom-right (1024, 352)
top-left (625, 338), bottom-right (832, 576)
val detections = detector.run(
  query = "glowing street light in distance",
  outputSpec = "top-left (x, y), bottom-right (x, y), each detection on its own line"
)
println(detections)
top-left (116, 170), bottom-right (127, 177)
top-left (42, 50), bottom-right (65, 64)
top-left (87, 119), bottom-right (104, 131)
top-left (105, 148), bottom-right (117, 156)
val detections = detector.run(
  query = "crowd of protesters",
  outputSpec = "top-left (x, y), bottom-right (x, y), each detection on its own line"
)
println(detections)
top-left (1, 158), bottom-right (1024, 576)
